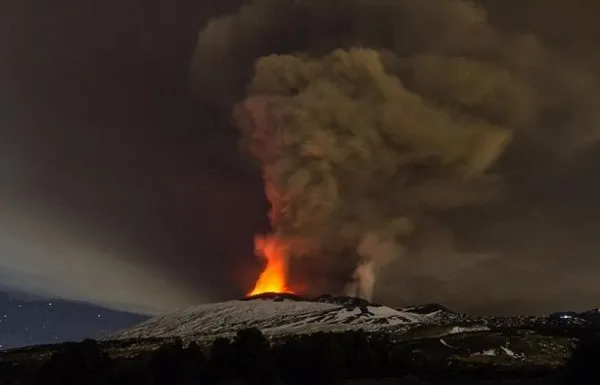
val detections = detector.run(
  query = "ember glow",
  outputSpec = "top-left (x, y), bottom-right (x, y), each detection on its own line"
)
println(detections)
top-left (248, 235), bottom-right (293, 295)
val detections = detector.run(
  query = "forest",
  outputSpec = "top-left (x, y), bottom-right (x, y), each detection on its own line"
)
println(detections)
top-left (0, 328), bottom-right (598, 385)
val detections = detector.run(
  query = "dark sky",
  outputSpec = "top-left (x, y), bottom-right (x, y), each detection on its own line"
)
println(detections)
top-left (1, 0), bottom-right (600, 315)
top-left (0, 291), bottom-right (146, 349)
top-left (0, 0), bottom-right (263, 313)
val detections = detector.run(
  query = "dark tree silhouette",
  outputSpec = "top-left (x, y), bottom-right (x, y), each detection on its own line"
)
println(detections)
top-left (275, 332), bottom-right (346, 385)
top-left (184, 341), bottom-right (209, 380)
top-left (113, 358), bottom-right (152, 385)
top-left (231, 327), bottom-right (275, 384)
top-left (209, 337), bottom-right (236, 381)
top-left (563, 332), bottom-right (600, 384)
top-left (33, 339), bottom-right (114, 385)
top-left (6, 327), bottom-right (566, 384)
top-left (148, 338), bottom-right (208, 385)
top-left (340, 330), bottom-right (380, 377)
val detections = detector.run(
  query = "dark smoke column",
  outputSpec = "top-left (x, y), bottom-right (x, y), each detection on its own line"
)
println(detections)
top-left (234, 49), bottom-right (511, 299)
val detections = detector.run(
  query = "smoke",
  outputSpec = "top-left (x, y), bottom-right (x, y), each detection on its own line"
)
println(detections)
top-left (348, 232), bottom-right (405, 299)
top-left (191, 0), bottom-right (600, 302)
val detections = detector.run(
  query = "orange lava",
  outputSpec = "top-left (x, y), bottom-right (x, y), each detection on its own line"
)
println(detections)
top-left (248, 235), bottom-right (293, 295)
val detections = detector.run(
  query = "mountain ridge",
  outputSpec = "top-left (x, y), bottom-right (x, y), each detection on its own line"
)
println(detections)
top-left (105, 293), bottom-right (599, 344)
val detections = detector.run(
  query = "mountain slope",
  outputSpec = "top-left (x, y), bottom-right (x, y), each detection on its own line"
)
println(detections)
top-left (107, 294), bottom-right (598, 344)
top-left (107, 295), bottom-right (425, 341)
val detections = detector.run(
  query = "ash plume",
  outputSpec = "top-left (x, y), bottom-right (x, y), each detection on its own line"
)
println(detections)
top-left (191, 0), bottom-right (600, 302)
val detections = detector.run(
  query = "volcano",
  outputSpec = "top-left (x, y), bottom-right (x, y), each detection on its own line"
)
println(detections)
top-left (105, 294), bottom-right (597, 346)
top-left (2, 296), bottom-right (599, 385)
top-left (94, 294), bottom-right (600, 381)
top-left (105, 294), bottom-right (427, 342)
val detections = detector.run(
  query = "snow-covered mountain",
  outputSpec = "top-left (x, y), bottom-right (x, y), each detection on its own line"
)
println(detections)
top-left (106, 292), bottom-right (598, 347)
top-left (3, 293), bottom-right (598, 381)
top-left (106, 293), bottom-right (427, 341)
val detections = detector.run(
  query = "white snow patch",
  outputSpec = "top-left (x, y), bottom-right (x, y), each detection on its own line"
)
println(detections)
top-left (474, 349), bottom-right (497, 356)
top-left (500, 346), bottom-right (516, 357)
top-left (472, 346), bottom-right (525, 359)
top-left (444, 325), bottom-right (489, 336)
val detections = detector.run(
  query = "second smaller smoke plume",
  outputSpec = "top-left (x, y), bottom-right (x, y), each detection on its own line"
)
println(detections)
top-left (346, 232), bottom-right (406, 299)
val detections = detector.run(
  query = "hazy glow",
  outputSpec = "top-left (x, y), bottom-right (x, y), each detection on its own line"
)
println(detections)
top-left (0, 202), bottom-right (200, 315)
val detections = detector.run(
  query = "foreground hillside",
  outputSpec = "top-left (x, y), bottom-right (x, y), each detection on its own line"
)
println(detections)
top-left (1, 294), bottom-right (600, 384)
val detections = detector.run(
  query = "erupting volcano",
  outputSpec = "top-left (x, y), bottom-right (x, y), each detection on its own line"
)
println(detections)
top-left (248, 235), bottom-right (293, 295)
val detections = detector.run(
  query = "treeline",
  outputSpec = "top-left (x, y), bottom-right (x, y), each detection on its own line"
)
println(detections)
top-left (26, 329), bottom-right (425, 385)
top-left (0, 328), bottom-right (449, 385)
top-left (2, 328), bottom-right (599, 384)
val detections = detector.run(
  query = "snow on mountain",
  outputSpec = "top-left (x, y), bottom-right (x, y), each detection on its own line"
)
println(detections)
top-left (105, 292), bottom-right (599, 347)
top-left (106, 295), bottom-right (426, 341)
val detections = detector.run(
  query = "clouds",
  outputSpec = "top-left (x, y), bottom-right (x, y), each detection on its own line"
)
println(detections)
top-left (0, 201), bottom-right (201, 315)
top-left (0, 0), bottom-right (258, 313)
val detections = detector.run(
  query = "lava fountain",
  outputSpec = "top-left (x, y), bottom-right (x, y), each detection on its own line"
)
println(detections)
top-left (247, 235), bottom-right (294, 295)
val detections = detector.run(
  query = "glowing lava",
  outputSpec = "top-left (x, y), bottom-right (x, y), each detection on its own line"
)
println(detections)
top-left (248, 235), bottom-right (293, 295)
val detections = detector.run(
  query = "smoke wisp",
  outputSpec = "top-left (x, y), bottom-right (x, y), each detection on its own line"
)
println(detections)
top-left (191, 0), bottom-right (600, 303)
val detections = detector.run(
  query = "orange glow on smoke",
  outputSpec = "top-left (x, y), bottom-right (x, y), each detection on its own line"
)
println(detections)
top-left (248, 235), bottom-right (293, 295)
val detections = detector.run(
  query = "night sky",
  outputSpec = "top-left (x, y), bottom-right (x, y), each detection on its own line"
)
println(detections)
top-left (1, 0), bottom-right (600, 326)
top-left (0, 291), bottom-right (147, 349)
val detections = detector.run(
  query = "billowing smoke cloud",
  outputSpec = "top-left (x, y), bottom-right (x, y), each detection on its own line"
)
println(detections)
top-left (191, 0), bottom-right (600, 303)
top-left (0, 200), bottom-right (199, 315)
top-left (235, 47), bottom-right (516, 298)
